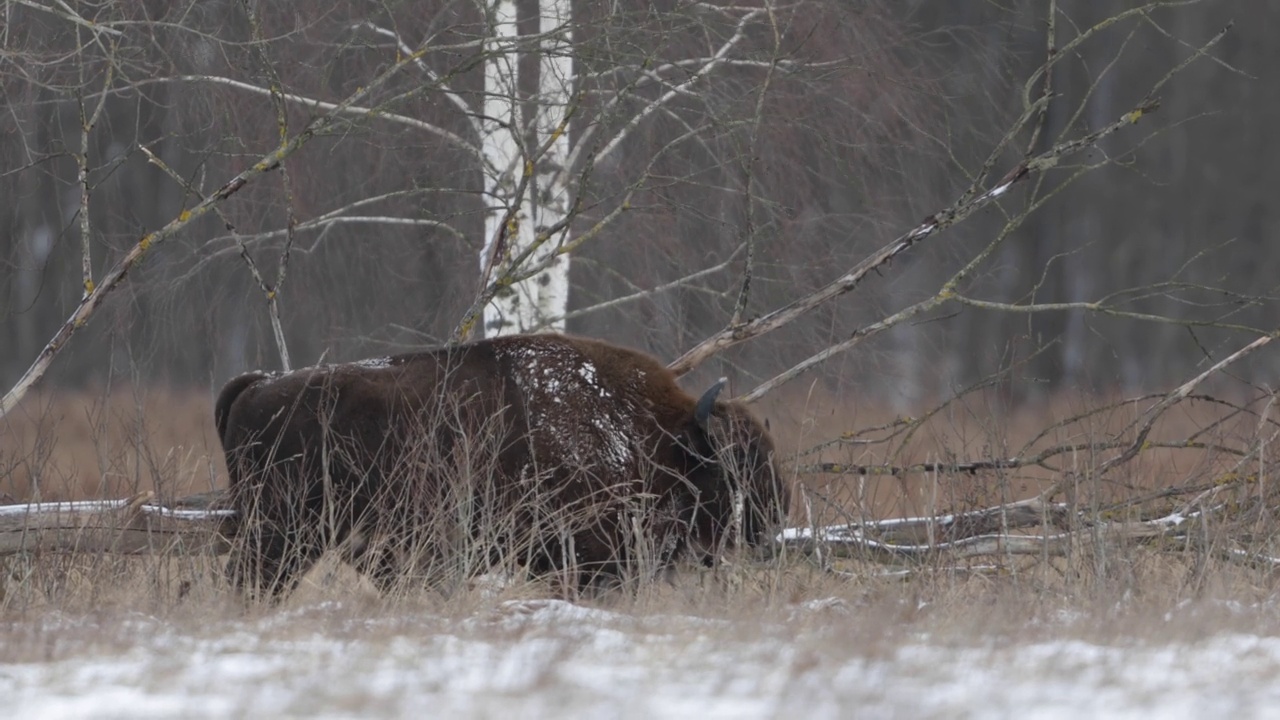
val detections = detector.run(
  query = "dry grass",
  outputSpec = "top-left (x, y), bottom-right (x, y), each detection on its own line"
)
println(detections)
top-left (769, 383), bottom-right (1271, 527)
top-left (5, 493), bottom-right (1280, 719)
top-left (0, 386), bottom-right (221, 503)
top-left (4, 541), bottom-right (1280, 663)
top-left (0, 385), bottom-right (1257, 511)
top-left (2, 385), bottom-right (1280, 627)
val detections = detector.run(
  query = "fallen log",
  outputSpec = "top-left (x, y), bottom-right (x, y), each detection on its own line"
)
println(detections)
top-left (3, 489), bottom-right (1268, 577)
top-left (0, 491), bottom-right (238, 557)
top-left (829, 497), bottom-right (1074, 545)
top-left (778, 498), bottom-right (1205, 558)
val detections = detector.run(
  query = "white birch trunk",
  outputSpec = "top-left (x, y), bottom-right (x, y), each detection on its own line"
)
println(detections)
top-left (480, 0), bottom-right (573, 337)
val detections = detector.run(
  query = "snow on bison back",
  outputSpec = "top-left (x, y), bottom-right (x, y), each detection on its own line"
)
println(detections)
top-left (214, 333), bottom-right (789, 599)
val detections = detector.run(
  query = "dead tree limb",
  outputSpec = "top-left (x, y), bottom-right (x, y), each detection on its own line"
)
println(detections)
top-left (779, 507), bottom-right (1185, 562)
top-left (667, 95), bottom-right (1161, 379)
top-left (0, 30), bottom-right (466, 419)
top-left (0, 492), bottom-right (237, 557)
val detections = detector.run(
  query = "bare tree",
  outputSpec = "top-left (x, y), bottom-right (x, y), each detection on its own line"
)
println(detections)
top-left (0, 0), bottom-right (925, 408)
top-left (475, 0), bottom-right (573, 337)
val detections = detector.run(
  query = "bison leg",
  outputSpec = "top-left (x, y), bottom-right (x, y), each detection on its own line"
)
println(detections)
top-left (225, 530), bottom-right (325, 602)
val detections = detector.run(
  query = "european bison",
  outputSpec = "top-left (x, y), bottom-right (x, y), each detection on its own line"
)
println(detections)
top-left (215, 333), bottom-right (789, 598)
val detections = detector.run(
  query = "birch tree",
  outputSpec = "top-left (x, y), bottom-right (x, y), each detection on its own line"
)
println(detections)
top-left (477, 0), bottom-right (573, 337)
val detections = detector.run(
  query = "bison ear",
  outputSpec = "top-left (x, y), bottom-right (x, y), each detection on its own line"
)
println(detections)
top-left (694, 377), bottom-right (728, 431)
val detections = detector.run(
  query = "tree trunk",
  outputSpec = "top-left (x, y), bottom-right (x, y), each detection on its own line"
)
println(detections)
top-left (480, 0), bottom-right (573, 337)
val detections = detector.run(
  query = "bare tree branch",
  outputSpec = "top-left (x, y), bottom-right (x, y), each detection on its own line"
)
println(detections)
top-left (671, 96), bottom-right (1160, 380)
top-left (0, 32), bottom-right (467, 418)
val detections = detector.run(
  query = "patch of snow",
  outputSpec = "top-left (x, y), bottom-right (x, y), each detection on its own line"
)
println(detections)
top-left (787, 597), bottom-right (851, 622)
top-left (354, 357), bottom-right (394, 370)
top-left (499, 340), bottom-right (637, 474)
top-left (142, 506), bottom-right (238, 520)
top-left (252, 369), bottom-right (293, 386)
top-left (5, 607), bottom-right (1280, 719)
top-left (986, 180), bottom-right (1011, 198)
top-left (0, 500), bottom-right (235, 520)
top-left (778, 525), bottom-right (863, 542)
top-left (0, 500), bottom-right (131, 517)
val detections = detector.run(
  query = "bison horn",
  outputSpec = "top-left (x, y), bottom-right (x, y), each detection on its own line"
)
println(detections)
top-left (695, 377), bottom-right (728, 429)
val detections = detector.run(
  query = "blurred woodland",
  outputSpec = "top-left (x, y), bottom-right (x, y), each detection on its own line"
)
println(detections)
top-left (1, 1), bottom-right (1267, 403)
top-left (1, 0), bottom-right (1274, 512)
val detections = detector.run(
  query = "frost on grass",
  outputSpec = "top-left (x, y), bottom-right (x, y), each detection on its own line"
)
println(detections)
top-left (249, 355), bottom-right (399, 386)
top-left (5, 601), bottom-right (1280, 719)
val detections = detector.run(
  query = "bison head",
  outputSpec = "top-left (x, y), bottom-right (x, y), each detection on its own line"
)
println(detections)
top-left (682, 378), bottom-right (790, 559)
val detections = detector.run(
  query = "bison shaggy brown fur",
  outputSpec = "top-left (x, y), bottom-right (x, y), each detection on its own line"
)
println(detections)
top-left (215, 333), bottom-right (789, 598)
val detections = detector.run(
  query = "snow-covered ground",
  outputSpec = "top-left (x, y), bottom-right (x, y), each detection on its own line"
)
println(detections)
top-left (3, 599), bottom-right (1279, 719)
